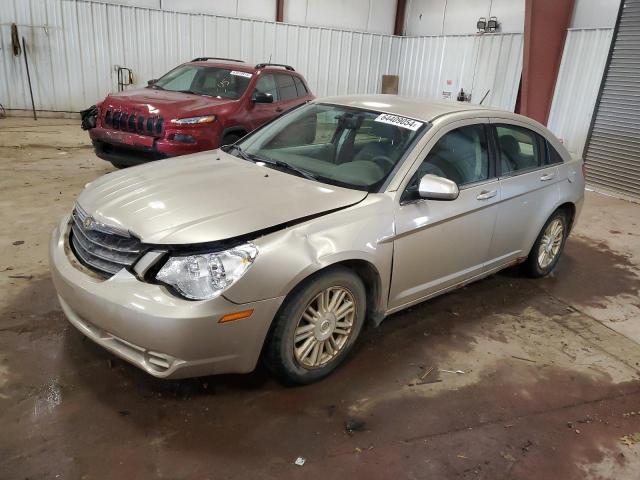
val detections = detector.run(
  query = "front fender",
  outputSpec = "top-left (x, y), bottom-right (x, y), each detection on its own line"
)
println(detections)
top-left (223, 194), bottom-right (395, 315)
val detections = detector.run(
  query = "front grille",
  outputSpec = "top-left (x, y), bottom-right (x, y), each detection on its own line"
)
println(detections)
top-left (70, 206), bottom-right (143, 277)
top-left (102, 109), bottom-right (163, 136)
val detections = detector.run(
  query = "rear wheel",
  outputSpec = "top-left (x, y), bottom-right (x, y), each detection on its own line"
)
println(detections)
top-left (264, 267), bottom-right (366, 385)
top-left (522, 210), bottom-right (568, 278)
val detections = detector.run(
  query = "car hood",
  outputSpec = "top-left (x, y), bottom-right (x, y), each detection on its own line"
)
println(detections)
top-left (102, 88), bottom-right (233, 117)
top-left (77, 151), bottom-right (368, 245)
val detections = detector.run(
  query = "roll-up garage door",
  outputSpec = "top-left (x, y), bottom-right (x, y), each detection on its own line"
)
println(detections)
top-left (584, 0), bottom-right (640, 199)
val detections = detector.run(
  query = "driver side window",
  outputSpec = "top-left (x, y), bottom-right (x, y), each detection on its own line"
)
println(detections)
top-left (254, 74), bottom-right (280, 101)
top-left (408, 124), bottom-right (489, 191)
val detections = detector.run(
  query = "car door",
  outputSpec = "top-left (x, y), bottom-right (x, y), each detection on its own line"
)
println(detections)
top-left (275, 73), bottom-right (305, 113)
top-left (388, 119), bottom-right (500, 310)
top-left (250, 73), bottom-right (282, 128)
top-left (485, 121), bottom-right (561, 269)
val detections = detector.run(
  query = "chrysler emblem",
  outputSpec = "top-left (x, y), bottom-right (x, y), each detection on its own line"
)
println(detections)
top-left (83, 216), bottom-right (96, 230)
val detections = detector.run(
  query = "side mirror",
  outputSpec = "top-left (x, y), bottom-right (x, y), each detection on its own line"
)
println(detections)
top-left (147, 79), bottom-right (157, 86)
top-left (418, 174), bottom-right (459, 200)
top-left (253, 92), bottom-right (274, 104)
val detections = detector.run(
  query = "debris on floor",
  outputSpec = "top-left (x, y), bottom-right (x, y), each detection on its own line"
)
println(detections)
top-left (345, 419), bottom-right (366, 434)
top-left (620, 433), bottom-right (640, 446)
top-left (294, 456), bottom-right (306, 466)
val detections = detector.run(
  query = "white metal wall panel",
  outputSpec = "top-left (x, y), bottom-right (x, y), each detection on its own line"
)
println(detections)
top-left (398, 33), bottom-right (523, 110)
top-left (547, 28), bottom-right (614, 156)
top-left (0, 0), bottom-right (522, 114)
top-left (583, 0), bottom-right (640, 199)
top-left (0, 0), bottom-right (403, 111)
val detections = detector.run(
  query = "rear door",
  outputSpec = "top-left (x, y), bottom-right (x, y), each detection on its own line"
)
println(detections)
top-left (275, 74), bottom-right (305, 113)
top-left (486, 120), bottom-right (561, 269)
top-left (389, 119), bottom-right (500, 309)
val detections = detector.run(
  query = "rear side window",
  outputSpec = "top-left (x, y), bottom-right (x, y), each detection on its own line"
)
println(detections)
top-left (276, 74), bottom-right (297, 101)
top-left (495, 124), bottom-right (544, 175)
top-left (546, 141), bottom-right (564, 164)
top-left (255, 74), bottom-right (280, 101)
top-left (294, 77), bottom-right (308, 96)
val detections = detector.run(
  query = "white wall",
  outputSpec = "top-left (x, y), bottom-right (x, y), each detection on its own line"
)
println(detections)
top-left (100, 0), bottom-right (398, 33)
top-left (570, 0), bottom-right (621, 29)
top-left (284, 0), bottom-right (397, 34)
top-left (405, 0), bottom-right (525, 35)
top-left (162, 0), bottom-right (276, 21)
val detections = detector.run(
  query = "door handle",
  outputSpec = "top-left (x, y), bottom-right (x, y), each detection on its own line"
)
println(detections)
top-left (476, 190), bottom-right (497, 200)
top-left (540, 172), bottom-right (556, 181)
top-left (275, 107), bottom-right (283, 112)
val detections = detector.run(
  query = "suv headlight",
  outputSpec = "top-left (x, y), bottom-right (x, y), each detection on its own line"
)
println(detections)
top-left (170, 115), bottom-right (216, 125)
top-left (156, 243), bottom-right (258, 300)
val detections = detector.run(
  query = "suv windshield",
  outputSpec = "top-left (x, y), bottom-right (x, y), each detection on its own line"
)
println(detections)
top-left (152, 65), bottom-right (252, 100)
top-left (236, 103), bottom-right (426, 191)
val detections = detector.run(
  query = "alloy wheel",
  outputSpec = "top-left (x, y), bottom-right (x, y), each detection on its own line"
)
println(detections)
top-left (538, 218), bottom-right (564, 269)
top-left (293, 286), bottom-right (356, 368)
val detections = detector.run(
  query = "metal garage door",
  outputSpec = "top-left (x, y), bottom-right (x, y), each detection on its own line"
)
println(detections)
top-left (584, 0), bottom-right (640, 199)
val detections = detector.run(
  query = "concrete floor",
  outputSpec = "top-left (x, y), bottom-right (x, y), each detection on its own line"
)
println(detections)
top-left (1, 118), bottom-right (640, 480)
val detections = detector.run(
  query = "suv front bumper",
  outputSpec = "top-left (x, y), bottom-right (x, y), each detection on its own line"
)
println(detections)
top-left (49, 215), bottom-right (284, 379)
top-left (89, 125), bottom-right (222, 165)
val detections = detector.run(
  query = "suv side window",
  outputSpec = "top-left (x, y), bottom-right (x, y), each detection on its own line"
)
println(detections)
top-left (276, 74), bottom-right (297, 101)
top-left (294, 77), bottom-right (308, 96)
top-left (406, 124), bottom-right (490, 192)
top-left (495, 124), bottom-right (544, 175)
top-left (255, 74), bottom-right (280, 101)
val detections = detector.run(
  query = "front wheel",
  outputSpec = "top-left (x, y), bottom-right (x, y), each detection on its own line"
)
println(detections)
top-left (522, 210), bottom-right (568, 278)
top-left (264, 267), bottom-right (366, 385)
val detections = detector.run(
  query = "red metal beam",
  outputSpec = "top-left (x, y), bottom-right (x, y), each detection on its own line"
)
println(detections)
top-left (394, 0), bottom-right (407, 36)
top-left (276, 0), bottom-right (284, 23)
top-left (519, 0), bottom-right (575, 124)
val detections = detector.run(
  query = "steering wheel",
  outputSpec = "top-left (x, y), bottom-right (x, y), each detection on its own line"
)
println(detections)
top-left (370, 155), bottom-right (395, 171)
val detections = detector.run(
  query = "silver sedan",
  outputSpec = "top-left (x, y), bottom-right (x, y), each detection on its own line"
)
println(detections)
top-left (50, 95), bottom-right (585, 384)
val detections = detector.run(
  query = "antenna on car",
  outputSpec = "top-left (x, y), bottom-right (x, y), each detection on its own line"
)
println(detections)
top-left (479, 89), bottom-right (490, 105)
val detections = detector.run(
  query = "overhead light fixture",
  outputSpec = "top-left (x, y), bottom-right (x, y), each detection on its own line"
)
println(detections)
top-left (487, 16), bottom-right (499, 32)
top-left (477, 17), bottom-right (487, 33)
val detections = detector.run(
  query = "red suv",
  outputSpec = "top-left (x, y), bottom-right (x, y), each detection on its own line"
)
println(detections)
top-left (87, 58), bottom-right (314, 168)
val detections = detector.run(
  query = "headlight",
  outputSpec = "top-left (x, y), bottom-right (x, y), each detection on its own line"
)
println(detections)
top-left (170, 115), bottom-right (216, 125)
top-left (156, 243), bottom-right (258, 300)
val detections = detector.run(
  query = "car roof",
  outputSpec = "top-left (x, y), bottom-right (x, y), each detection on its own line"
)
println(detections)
top-left (316, 94), bottom-right (517, 123)
top-left (186, 60), bottom-right (301, 76)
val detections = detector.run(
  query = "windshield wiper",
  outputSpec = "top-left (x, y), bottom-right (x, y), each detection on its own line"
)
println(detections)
top-left (225, 144), bottom-right (260, 163)
top-left (267, 159), bottom-right (317, 181)
top-left (177, 89), bottom-right (199, 95)
top-left (226, 146), bottom-right (316, 181)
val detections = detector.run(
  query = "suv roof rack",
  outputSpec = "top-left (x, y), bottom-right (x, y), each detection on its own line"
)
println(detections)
top-left (191, 57), bottom-right (244, 63)
top-left (255, 63), bottom-right (295, 71)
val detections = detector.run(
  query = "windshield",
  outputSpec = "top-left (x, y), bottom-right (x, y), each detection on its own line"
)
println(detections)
top-left (152, 65), bottom-right (252, 99)
top-left (236, 103), bottom-right (426, 192)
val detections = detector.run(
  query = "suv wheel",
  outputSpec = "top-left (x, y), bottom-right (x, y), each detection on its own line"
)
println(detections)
top-left (522, 209), bottom-right (568, 278)
top-left (221, 133), bottom-right (242, 146)
top-left (264, 267), bottom-right (366, 385)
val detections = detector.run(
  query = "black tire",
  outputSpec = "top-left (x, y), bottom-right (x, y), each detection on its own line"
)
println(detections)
top-left (264, 266), bottom-right (367, 385)
top-left (109, 161), bottom-right (128, 169)
top-left (522, 209), bottom-right (568, 278)
top-left (221, 133), bottom-right (242, 146)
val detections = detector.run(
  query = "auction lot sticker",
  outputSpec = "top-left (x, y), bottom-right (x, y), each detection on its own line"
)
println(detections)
top-left (374, 113), bottom-right (423, 131)
top-left (231, 71), bottom-right (253, 78)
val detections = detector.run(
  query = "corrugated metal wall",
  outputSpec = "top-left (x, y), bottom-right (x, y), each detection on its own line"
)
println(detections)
top-left (399, 33), bottom-right (523, 110)
top-left (583, 0), bottom-right (640, 199)
top-left (0, 0), bottom-right (523, 114)
top-left (547, 28), bottom-right (614, 155)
